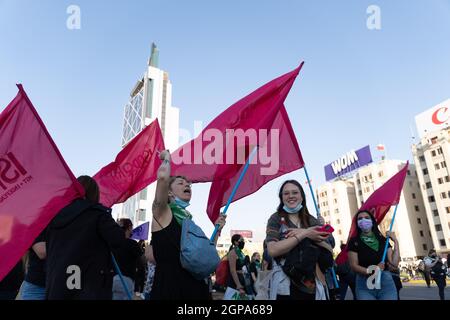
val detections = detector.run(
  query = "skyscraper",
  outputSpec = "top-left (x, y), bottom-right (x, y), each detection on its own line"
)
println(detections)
top-left (119, 43), bottom-right (180, 226)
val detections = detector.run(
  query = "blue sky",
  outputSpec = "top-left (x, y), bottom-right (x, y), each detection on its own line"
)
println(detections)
top-left (1, 0), bottom-right (450, 241)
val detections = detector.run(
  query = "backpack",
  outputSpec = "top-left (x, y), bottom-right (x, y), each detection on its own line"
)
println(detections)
top-left (430, 260), bottom-right (446, 279)
top-left (282, 238), bottom-right (320, 286)
top-left (215, 256), bottom-right (230, 287)
top-left (180, 218), bottom-right (220, 280)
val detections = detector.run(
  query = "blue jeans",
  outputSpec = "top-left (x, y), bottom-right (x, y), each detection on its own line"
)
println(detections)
top-left (112, 275), bottom-right (134, 300)
top-left (20, 281), bottom-right (46, 300)
top-left (356, 271), bottom-right (397, 300)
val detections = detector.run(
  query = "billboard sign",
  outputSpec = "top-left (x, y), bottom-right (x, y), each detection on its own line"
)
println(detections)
top-left (415, 99), bottom-right (450, 138)
top-left (230, 230), bottom-right (253, 239)
top-left (324, 145), bottom-right (373, 181)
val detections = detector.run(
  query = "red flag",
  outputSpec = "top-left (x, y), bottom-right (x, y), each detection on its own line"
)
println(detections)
top-left (171, 64), bottom-right (304, 223)
top-left (336, 162), bottom-right (409, 265)
top-left (93, 119), bottom-right (165, 208)
top-left (207, 105), bottom-right (304, 223)
top-left (172, 64), bottom-right (303, 182)
top-left (0, 85), bottom-right (84, 281)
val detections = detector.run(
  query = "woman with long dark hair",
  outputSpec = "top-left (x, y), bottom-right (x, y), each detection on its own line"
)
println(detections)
top-left (265, 180), bottom-right (332, 300)
top-left (348, 210), bottom-right (399, 300)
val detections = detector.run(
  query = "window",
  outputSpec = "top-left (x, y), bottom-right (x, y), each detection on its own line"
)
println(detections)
top-left (407, 170), bottom-right (411, 176)
top-left (446, 176), bottom-right (450, 183)
top-left (419, 155), bottom-right (426, 162)
top-left (435, 224), bottom-right (442, 232)
top-left (423, 169), bottom-right (429, 175)
top-left (420, 231), bottom-right (424, 237)
top-left (441, 161), bottom-right (447, 168)
top-left (439, 239), bottom-right (446, 247)
top-left (378, 171), bottom-right (384, 178)
top-left (358, 190), bottom-right (362, 196)
top-left (423, 244), bottom-right (428, 251)
top-left (428, 196), bottom-right (435, 203)
top-left (333, 199), bottom-right (338, 204)
top-left (432, 150), bottom-right (437, 157)
top-left (446, 207), bottom-right (450, 214)
top-left (338, 230), bottom-right (342, 235)
top-left (334, 209), bottom-right (339, 214)
top-left (426, 182), bottom-right (432, 189)
top-left (412, 193), bottom-right (416, 199)
top-left (431, 137), bottom-right (438, 145)
top-left (438, 178), bottom-right (444, 184)
top-left (414, 205), bottom-right (420, 212)
top-left (441, 192), bottom-right (448, 199)
top-left (438, 147), bottom-right (443, 155)
top-left (435, 163), bottom-right (440, 170)
top-left (138, 209), bottom-right (146, 221)
top-left (448, 191), bottom-right (450, 198)
top-left (357, 179), bottom-right (361, 185)
top-left (417, 218), bottom-right (422, 224)
top-left (433, 209), bottom-right (439, 217)
top-left (337, 219), bottom-right (341, 224)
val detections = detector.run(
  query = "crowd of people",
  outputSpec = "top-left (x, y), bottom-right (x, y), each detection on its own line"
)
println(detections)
top-left (0, 150), bottom-right (449, 301)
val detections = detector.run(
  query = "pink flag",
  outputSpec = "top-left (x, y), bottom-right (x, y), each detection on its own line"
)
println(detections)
top-left (93, 119), bottom-right (165, 207)
top-left (171, 64), bottom-right (304, 223)
top-left (0, 85), bottom-right (84, 281)
top-left (207, 105), bottom-right (304, 223)
top-left (336, 162), bottom-right (409, 265)
top-left (172, 64), bottom-right (303, 182)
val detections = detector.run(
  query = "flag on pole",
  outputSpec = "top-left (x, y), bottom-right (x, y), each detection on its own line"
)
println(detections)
top-left (93, 119), bottom-right (165, 208)
top-left (0, 85), bottom-right (84, 281)
top-left (131, 222), bottom-right (150, 241)
top-left (206, 105), bottom-right (304, 223)
top-left (336, 162), bottom-right (409, 265)
top-left (171, 64), bottom-right (304, 223)
top-left (376, 144), bottom-right (385, 151)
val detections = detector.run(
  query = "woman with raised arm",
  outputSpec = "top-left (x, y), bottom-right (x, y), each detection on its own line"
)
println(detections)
top-left (150, 150), bottom-right (226, 300)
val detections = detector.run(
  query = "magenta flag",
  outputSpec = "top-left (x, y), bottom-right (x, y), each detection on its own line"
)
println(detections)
top-left (0, 85), bottom-right (84, 281)
top-left (171, 64), bottom-right (304, 223)
top-left (336, 162), bottom-right (409, 265)
top-left (94, 119), bottom-right (165, 208)
top-left (206, 105), bottom-right (304, 223)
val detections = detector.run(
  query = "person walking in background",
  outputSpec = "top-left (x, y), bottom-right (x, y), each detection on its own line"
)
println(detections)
top-left (112, 218), bottom-right (143, 300)
top-left (134, 240), bottom-right (147, 296)
top-left (249, 252), bottom-right (262, 294)
top-left (428, 249), bottom-right (447, 300)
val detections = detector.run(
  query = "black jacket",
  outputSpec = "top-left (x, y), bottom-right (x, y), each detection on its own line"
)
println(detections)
top-left (46, 199), bottom-right (125, 300)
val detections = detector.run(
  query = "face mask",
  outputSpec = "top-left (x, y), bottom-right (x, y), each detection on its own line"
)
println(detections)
top-left (358, 218), bottom-right (373, 232)
top-left (238, 242), bottom-right (245, 250)
top-left (283, 203), bottom-right (303, 214)
top-left (174, 197), bottom-right (190, 209)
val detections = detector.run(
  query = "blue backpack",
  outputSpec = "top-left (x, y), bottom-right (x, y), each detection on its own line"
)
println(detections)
top-left (180, 218), bottom-right (220, 280)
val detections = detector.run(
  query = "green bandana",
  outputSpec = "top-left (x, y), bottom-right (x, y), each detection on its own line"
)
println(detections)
top-left (360, 233), bottom-right (379, 252)
top-left (235, 247), bottom-right (246, 264)
top-left (169, 202), bottom-right (193, 226)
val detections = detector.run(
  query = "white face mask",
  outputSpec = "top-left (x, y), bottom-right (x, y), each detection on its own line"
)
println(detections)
top-left (283, 203), bottom-right (303, 214)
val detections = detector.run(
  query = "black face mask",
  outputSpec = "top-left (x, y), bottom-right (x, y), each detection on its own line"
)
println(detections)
top-left (238, 242), bottom-right (245, 250)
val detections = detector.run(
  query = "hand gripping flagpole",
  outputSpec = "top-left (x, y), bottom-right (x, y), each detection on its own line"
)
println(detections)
top-left (111, 253), bottom-right (133, 300)
top-left (210, 146), bottom-right (259, 242)
top-left (375, 204), bottom-right (399, 289)
top-left (303, 166), bottom-right (339, 289)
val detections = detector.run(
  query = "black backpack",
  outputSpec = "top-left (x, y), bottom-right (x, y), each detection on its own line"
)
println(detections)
top-left (431, 260), bottom-right (446, 279)
top-left (282, 238), bottom-right (333, 286)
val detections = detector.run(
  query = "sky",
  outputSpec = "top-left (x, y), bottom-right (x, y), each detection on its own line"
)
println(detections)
top-left (1, 0), bottom-right (450, 242)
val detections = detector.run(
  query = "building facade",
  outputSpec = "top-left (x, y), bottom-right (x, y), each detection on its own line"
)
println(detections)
top-left (119, 44), bottom-right (180, 226)
top-left (412, 128), bottom-right (450, 254)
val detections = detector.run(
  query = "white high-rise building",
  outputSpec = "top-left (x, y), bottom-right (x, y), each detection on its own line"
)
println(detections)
top-left (317, 158), bottom-right (434, 261)
top-left (119, 43), bottom-right (180, 226)
top-left (412, 100), bottom-right (450, 254)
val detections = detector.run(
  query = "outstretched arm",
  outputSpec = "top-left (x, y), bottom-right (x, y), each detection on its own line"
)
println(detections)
top-left (152, 150), bottom-right (171, 222)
